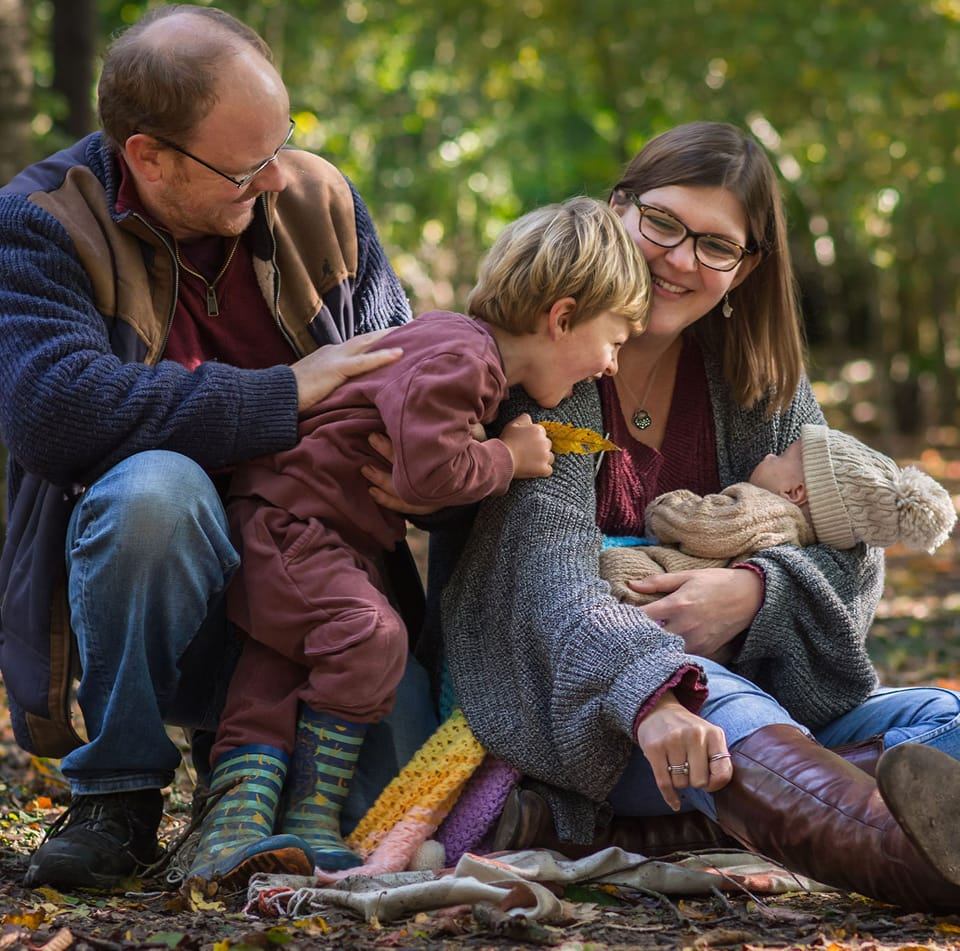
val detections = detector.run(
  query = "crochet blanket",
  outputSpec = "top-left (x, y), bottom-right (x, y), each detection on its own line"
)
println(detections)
top-left (309, 709), bottom-right (515, 882)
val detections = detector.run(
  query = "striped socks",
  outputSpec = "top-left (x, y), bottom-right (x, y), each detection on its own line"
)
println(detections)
top-left (278, 708), bottom-right (366, 871)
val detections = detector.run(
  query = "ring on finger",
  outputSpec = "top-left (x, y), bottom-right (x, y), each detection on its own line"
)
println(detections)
top-left (666, 762), bottom-right (690, 776)
top-left (708, 753), bottom-right (732, 763)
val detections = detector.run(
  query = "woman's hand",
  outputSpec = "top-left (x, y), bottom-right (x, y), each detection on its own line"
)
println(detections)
top-left (633, 690), bottom-right (733, 810)
top-left (361, 432), bottom-right (445, 516)
top-left (631, 567), bottom-right (762, 659)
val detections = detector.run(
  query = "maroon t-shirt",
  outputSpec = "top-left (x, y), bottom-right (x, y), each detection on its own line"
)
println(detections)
top-left (596, 335), bottom-right (720, 535)
top-left (114, 156), bottom-right (297, 372)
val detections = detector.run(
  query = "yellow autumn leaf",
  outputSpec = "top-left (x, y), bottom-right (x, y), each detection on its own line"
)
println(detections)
top-left (31, 887), bottom-right (66, 906)
top-left (212, 941), bottom-right (231, 951)
top-left (540, 421), bottom-right (620, 455)
top-left (936, 923), bottom-right (960, 934)
top-left (28, 756), bottom-right (69, 789)
top-left (188, 888), bottom-right (225, 912)
top-left (3, 911), bottom-right (46, 929)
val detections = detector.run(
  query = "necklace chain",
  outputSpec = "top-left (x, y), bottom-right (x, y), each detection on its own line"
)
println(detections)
top-left (174, 236), bottom-right (241, 317)
top-left (616, 358), bottom-right (662, 431)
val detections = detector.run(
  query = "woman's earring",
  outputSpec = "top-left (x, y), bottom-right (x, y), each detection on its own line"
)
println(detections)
top-left (722, 293), bottom-right (733, 319)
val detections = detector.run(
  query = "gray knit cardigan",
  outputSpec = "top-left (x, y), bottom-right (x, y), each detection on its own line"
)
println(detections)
top-left (440, 326), bottom-right (884, 841)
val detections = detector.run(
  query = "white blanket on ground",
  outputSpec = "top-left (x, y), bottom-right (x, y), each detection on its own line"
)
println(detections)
top-left (245, 847), bottom-right (828, 923)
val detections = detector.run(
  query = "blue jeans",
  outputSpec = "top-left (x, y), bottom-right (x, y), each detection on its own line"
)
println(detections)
top-left (610, 657), bottom-right (960, 820)
top-left (61, 450), bottom-right (440, 802)
top-left (62, 451), bottom-right (241, 795)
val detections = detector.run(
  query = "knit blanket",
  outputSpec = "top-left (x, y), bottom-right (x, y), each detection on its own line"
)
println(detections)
top-left (600, 483), bottom-right (814, 605)
top-left (309, 709), bottom-right (511, 882)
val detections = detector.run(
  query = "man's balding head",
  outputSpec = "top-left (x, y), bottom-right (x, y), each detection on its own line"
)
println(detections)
top-left (98, 4), bottom-right (278, 150)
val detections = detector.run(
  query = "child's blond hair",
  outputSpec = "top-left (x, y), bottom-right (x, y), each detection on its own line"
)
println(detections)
top-left (466, 196), bottom-right (651, 334)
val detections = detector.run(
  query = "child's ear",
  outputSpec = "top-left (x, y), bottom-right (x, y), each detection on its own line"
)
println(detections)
top-left (784, 482), bottom-right (808, 505)
top-left (545, 297), bottom-right (577, 339)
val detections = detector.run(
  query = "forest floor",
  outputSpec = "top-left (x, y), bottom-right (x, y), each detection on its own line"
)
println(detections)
top-left (1, 408), bottom-right (959, 950)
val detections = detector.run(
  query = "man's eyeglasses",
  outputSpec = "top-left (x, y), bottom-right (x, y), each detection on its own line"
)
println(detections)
top-left (147, 119), bottom-right (296, 189)
top-left (624, 194), bottom-right (756, 272)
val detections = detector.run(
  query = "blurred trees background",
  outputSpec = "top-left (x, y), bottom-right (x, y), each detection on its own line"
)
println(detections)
top-left (3, 0), bottom-right (960, 536)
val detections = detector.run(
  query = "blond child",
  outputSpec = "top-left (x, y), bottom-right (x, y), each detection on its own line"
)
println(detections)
top-left (188, 197), bottom-right (651, 884)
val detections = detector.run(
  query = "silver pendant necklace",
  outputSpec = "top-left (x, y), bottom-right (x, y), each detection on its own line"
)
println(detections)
top-left (617, 358), bottom-right (662, 431)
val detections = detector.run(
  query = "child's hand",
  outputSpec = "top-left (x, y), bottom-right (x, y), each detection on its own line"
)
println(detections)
top-left (501, 414), bottom-right (555, 478)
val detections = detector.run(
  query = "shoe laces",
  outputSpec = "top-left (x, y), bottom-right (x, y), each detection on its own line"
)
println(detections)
top-left (40, 795), bottom-right (148, 851)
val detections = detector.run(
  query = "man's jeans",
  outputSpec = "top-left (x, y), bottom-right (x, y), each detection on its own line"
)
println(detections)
top-left (61, 450), bottom-right (438, 803)
top-left (610, 657), bottom-right (960, 819)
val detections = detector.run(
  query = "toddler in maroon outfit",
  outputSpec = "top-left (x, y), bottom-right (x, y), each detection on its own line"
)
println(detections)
top-left (188, 197), bottom-right (651, 882)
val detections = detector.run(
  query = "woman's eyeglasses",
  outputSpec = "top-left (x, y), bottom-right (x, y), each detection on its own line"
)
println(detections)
top-left (625, 194), bottom-right (756, 272)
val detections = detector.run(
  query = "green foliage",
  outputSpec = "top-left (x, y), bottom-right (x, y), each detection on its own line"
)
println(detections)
top-left (22, 0), bottom-right (960, 428)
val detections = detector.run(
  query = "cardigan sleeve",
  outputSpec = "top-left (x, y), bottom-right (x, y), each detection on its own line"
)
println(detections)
top-left (348, 182), bottom-right (412, 333)
top-left (441, 382), bottom-right (705, 808)
top-left (723, 376), bottom-right (884, 727)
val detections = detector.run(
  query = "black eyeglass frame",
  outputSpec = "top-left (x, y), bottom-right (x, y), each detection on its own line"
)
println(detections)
top-left (625, 194), bottom-right (757, 272)
top-left (144, 118), bottom-right (296, 189)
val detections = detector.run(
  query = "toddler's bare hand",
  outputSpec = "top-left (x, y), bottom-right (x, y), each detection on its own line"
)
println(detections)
top-left (500, 414), bottom-right (554, 479)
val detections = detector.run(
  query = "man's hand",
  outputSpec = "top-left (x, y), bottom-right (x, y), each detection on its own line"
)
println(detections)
top-left (500, 414), bottom-right (554, 479)
top-left (633, 691), bottom-right (733, 811)
top-left (292, 329), bottom-right (403, 412)
top-left (633, 568), bottom-right (763, 659)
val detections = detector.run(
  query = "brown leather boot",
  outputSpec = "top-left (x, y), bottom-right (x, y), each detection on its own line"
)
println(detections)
top-left (833, 734), bottom-right (884, 777)
top-left (713, 725), bottom-right (960, 911)
top-left (494, 787), bottom-right (734, 858)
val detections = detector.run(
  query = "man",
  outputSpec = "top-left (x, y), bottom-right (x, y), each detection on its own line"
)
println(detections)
top-left (0, 5), bottom-right (420, 889)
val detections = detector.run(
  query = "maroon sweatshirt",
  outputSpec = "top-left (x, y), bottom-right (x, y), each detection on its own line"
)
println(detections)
top-left (228, 311), bottom-right (514, 558)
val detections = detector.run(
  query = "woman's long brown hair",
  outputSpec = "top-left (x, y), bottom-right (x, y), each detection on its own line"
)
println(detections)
top-left (612, 121), bottom-right (805, 412)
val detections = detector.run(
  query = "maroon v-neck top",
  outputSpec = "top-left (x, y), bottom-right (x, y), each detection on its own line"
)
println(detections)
top-left (595, 335), bottom-right (720, 726)
top-left (596, 335), bottom-right (720, 535)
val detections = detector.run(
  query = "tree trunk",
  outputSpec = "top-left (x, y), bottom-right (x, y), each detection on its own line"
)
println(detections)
top-left (53, 0), bottom-right (97, 138)
top-left (0, 0), bottom-right (32, 185)
top-left (0, 0), bottom-right (32, 540)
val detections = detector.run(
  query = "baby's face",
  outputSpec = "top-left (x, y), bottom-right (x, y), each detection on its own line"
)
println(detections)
top-left (748, 438), bottom-right (805, 497)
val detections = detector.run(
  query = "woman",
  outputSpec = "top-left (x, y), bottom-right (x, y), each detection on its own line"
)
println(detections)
top-left (423, 122), bottom-right (960, 910)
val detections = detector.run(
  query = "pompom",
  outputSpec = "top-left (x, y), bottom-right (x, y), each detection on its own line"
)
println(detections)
top-left (895, 466), bottom-right (957, 553)
top-left (410, 839), bottom-right (445, 872)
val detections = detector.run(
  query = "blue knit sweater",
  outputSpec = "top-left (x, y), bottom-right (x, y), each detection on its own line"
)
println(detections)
top-left (0, 133), bottom-right (411, 754)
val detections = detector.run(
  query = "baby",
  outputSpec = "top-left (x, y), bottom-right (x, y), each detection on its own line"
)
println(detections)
top-left (601, 423), bottom-right (956, 607)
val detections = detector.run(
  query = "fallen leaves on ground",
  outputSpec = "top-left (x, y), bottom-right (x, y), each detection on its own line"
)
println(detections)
top-left (0, 434), bottom-right (958, 949)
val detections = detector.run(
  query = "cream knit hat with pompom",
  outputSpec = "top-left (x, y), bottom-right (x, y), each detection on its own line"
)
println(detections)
top-left (800, 424), bottom-right (957, 552)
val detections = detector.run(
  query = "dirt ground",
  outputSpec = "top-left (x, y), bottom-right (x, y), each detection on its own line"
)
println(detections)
top-left (1, 437), bottom-right (958, 949)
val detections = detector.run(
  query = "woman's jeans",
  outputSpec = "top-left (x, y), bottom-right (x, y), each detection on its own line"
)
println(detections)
top-left (60, 451), bottom-right (438, 802)
top-left (610, 657), bottom-right (960, 820)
